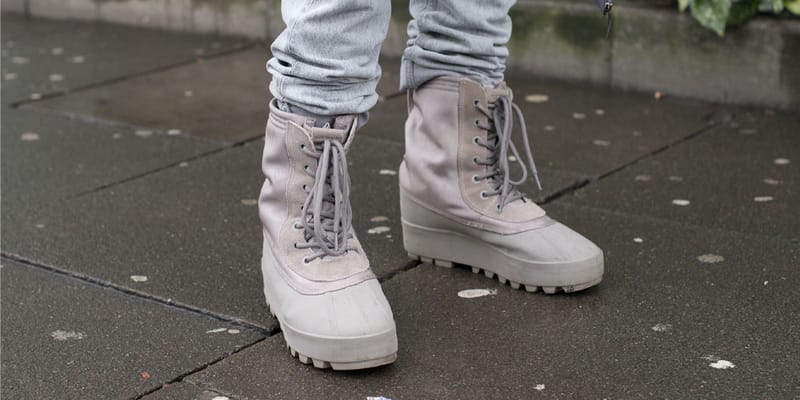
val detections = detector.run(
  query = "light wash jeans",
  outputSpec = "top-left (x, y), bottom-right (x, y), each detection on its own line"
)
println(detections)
top-left (267, 0), bottom-right (515, 118)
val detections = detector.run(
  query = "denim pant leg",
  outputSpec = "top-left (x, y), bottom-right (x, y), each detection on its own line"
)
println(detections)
top-left (267, 0), bottom-right (391, 117)
top-left (400, 0), bottom-right (516, 91)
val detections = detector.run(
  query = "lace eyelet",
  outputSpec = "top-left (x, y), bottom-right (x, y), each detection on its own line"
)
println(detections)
top-left (473, 136), bottom-right (480, 145)
top-left (300, 144), bottom-right (305, 150)
top-left (293, 222), bottom-right (302, 230)
top-left (474, 119), bottom-right (481, 127)
top-left (302, 184), bottom-right (308, 191)
top-left (292, 242), bottom-right (299, 249)
top-left (302, 256), bottom-right (311, 264)
top-left (496, 204), bottom-right (502, 211)
top-left (480, 191), bottom-right (489, 199)
top-left (472, 156), bottom-right (480, 165)
top-left (472, 175), bottom-right (480, 183)
top-left (473, 99), bottom-right (480, 106)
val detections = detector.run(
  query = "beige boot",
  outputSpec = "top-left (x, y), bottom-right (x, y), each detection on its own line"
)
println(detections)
top-left (399, 77), bottom-right (603, 294)
top-left (259, 100), bottom-right (397, 370)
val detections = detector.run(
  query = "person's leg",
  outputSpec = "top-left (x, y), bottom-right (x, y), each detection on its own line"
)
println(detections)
top-left (268, 0), bottom-right (390, 119)
top-left (398, 0), bottom-right (605, 293)
top-left (399, 0), bottom-right (514, 91)
top-left (259, 0), bottom-right (397, 370)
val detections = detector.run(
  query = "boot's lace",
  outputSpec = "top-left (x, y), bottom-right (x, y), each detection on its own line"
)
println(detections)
top-left (473, 95), bottom-right (543, 212)
top-left (294, 133), bottom-right (357, 263)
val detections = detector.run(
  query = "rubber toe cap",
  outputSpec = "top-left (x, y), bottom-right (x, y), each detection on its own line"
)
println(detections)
top-left (497, 221), bottom-right (603, 264)
top-left (282, 279), bottom-right (396, 339)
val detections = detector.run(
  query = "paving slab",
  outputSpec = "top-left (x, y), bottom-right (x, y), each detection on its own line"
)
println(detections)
top-left (0, 108), bottom-right (221, 224)
top-left (30, 48), bottom-right (404, 142)
top-left (567, 109), bottom-right (800, 240)
top-left (1, 136), bottom-right (428, 330)
top-left (182, 202), bottom-right (800, 399)
top-left (0, 259), bottom-right (264, 400)
top-left (0, 13), bottom-right (248, 106)
top-left (140, 382), bottom-right (228, 400)
top-left (1, 138), bottom-right (271, 329)
top-left (30, 47), bottom-right (270, 142)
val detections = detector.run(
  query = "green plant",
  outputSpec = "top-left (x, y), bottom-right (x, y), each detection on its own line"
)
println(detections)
top-left (679, 0), bottom-right (800, 35)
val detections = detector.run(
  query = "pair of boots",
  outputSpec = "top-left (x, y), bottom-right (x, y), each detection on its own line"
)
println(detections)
top-left (258, 77), bottom-right (604, 370)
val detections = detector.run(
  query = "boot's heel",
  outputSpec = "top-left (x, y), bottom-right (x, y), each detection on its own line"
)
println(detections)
top-left (402, 219), bottom-right (464, 268)
top-left (407, 252), bottom-right (454, 268)
top-left (400, 190), bottom-right (474, 268)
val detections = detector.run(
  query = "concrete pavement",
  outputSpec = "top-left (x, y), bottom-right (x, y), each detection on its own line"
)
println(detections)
top-left (2, 12), bottom-right (798, 400)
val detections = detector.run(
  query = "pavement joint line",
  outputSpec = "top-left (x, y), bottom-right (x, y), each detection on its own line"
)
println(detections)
top-left (133, 337), bottom-right (265, 400)
top-left (537, 176), bottom-right (594, 205)
top-left (66, 134), bottom-right (264, 200)
top-left (138, 381), bottom-right (233, 400)
top-left (544, 118), bottom-right (719, 204)
top-left (14, 103), bottom-right (229, 148)
top-left (68, 127), bottom-right (401, 201)
top-left (596, 119), bottom-right (718, 181)
top-left (378, 259), bottom-right (423, 284)
top-left (0, 253), bottom-right (278, 335)
top-left (9, 41), bottom-right (260, 109)
top-left (177, 380), bottom-right (244, 400)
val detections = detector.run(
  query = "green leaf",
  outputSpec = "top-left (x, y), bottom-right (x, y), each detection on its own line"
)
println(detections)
top-left (690, 0), bottom-right (732, 36)
top-left (786, 0), bottom-right (800, 14)
top-left (679, 0), bottom-right (691, 12)
top-left (728, 0), bottom-right (760, 25)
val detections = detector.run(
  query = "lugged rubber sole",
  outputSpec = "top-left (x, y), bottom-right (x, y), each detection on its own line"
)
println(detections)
top-left (264, 293), bottom-right (397, 371)
top-left (399, 191), bottom-right (604, 292)
top-left (408, 252), bottom-right (602, 294)
top-left (287, 342), bottom-right (397, 370)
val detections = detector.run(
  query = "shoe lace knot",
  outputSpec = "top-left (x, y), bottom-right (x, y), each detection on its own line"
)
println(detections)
top-left (295, 127), bottom-right (357, 263)
top-left (473, 94), bottom-right (543, 212)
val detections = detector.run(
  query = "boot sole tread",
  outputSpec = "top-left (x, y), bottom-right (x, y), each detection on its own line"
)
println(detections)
top-left (409, 252), bottom-right (602, 294)
top-left (266, 299), bottom-right (397, 370)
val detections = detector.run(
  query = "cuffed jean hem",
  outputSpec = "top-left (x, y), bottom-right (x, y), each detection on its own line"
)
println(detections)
top-left (275, 99), bottom-right (370, 129)
top-left (399, 56), bottom-right (504, 91)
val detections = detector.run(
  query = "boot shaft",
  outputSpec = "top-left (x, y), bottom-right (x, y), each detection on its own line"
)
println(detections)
top-left (400, 77), bottom-right (547, 234)
top-left (259, 100), bottom-right (373, 291)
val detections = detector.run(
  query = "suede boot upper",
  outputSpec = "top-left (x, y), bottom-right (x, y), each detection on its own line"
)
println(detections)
top-left (260, 100), bottom-right (375, 294)
top-left (400, 76), bottom-right (551, 235)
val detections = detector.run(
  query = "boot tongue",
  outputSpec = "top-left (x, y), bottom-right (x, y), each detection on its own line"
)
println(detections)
top-left (486, 83), bottom-right (513, 103)
top-left (309, 126), bottom-right (347, 142)
top-left (302, 121), bottom-right (355, 261)
top-left (476, 86), bottom-right (543, 211)
top-left (332, 115), bottom-right (356, 130)
top-left (308, 115), bottom-right (358, 149)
